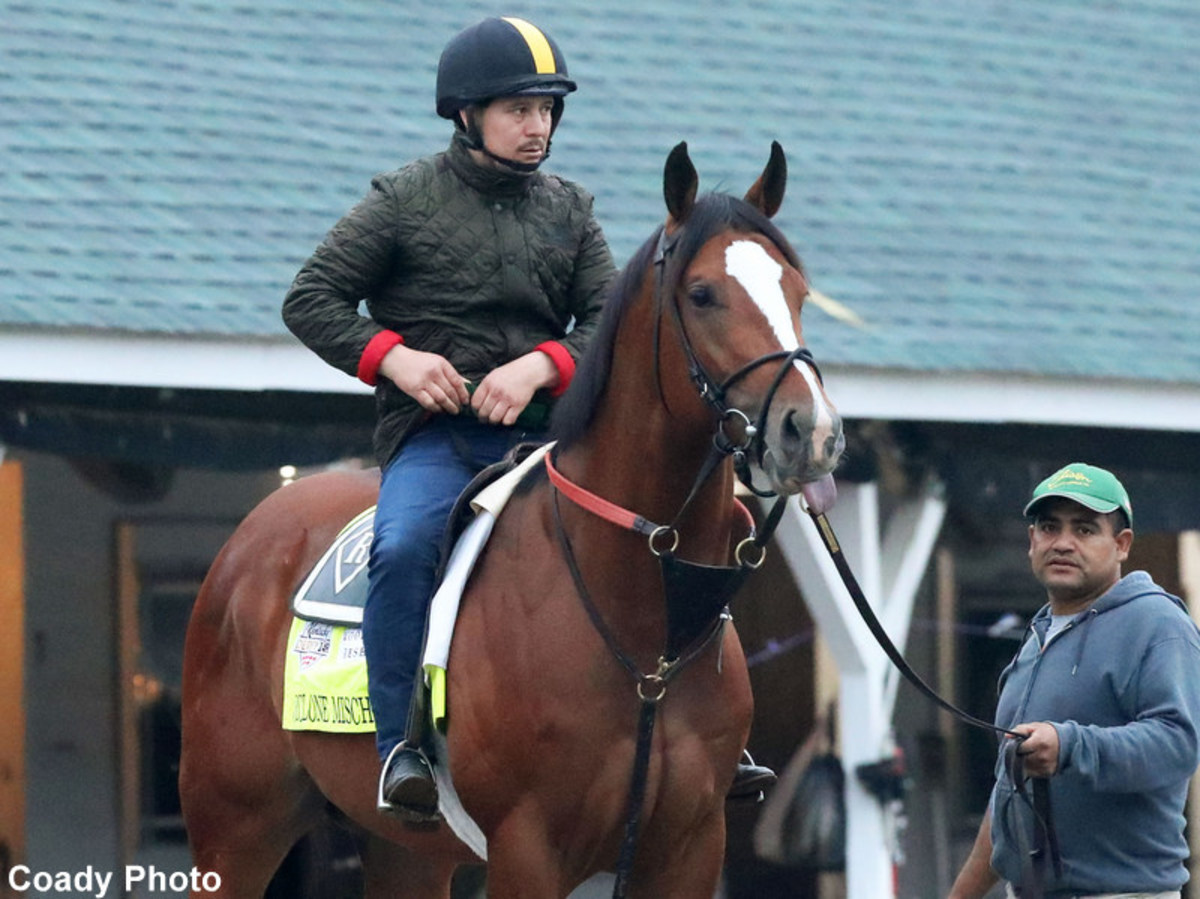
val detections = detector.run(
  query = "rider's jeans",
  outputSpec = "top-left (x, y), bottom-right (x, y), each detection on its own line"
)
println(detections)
top-left (364, 414), bottom-right (527, 761)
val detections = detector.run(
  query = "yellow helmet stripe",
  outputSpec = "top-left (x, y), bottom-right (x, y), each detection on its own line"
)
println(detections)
top-left (502, 17), bottom-right (558, 74)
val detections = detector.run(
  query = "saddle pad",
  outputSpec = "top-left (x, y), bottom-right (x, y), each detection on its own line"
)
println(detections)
top-left (282, 443), bottom-right (554, 734)
top-left (292, 507), bottom-right (374, 626)
top-left (281, 619), bottom-right (374, 733)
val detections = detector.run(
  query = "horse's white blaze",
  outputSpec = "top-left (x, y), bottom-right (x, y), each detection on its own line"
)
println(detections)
top-left (724, 241), bottom-right (836, 456)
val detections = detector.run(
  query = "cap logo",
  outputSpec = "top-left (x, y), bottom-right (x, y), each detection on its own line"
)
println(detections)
top-left (502, 17), bottom-right (558, 74)
top-left (1046, 469), bottom-right (1092, 490)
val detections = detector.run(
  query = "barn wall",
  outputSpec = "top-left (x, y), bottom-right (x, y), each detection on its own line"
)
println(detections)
top-left (14, 448), bottom-right (278, 875)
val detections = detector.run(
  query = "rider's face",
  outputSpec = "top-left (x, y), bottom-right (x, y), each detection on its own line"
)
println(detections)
top-left (467, 96), bottom-right (554, 167)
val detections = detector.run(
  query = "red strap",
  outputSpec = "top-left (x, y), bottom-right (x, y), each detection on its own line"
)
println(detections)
top-left (733, 498), bottom-right (756, 536)
top-left (546, 454), bottom-right (758, 543)
top-left (544, 454), bottom-right (656, 536)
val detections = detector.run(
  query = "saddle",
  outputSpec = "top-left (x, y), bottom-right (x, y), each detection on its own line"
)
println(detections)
top-left (289, 441), bottom-right (547, 627)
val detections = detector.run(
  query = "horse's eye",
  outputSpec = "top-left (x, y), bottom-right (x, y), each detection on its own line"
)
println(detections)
top-left (687, 283), bottom-right (716, 308)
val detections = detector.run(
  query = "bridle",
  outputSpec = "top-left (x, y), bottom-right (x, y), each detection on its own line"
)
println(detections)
top-left (547, 221), bottom-right (821, 668)
top-left (651, 225), bottom-right (824, 500)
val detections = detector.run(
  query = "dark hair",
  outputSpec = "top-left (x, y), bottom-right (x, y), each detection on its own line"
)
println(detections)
top-left (1108, 508), bottom-right (1131, 534)
top-left (548, 229), bottom-right (659, 449)
top-left (1030, 505), bottom-right (1131, 535)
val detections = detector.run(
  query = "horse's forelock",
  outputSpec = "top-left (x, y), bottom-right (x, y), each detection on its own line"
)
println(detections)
top-left (549, 193), bottom-right (802, 449)
top-left (674, 194), bottom-right (802, 276)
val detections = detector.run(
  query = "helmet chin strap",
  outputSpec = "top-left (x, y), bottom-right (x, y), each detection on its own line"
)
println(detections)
top-left (457, 115), bottom-right (550, 175)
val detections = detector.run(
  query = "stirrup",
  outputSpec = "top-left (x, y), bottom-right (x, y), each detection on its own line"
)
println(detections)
top-left (728, 749), bottom-right (777, 803)
top-left (376, 743), bottom-right (442, 826)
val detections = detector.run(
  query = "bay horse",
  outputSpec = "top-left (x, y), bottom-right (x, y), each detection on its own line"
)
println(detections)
top-left (179, 141), bottom-right (843, 898)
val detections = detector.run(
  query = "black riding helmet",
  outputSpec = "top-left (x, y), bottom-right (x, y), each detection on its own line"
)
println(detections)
top-left (436, 17), bottom-right (576, 172)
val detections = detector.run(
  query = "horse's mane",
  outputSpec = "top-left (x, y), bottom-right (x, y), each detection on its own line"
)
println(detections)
top-left (550, 192), bottom-right (802, 450)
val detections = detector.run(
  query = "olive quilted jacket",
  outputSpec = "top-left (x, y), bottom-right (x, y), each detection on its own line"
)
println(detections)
top-left (283, 136), bottom-right (616, 466)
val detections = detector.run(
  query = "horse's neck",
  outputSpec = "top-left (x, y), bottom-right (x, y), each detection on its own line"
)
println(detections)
top-left (558, 399), bottom-right (735, 558)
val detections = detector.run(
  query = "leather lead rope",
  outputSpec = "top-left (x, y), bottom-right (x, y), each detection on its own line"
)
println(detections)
top-left (807, 509), bottom-right (1022, 740)
top-left (808, 508), bottom-right (1062, 897)
top-left (1003, 741), bottom-right (1063, 898)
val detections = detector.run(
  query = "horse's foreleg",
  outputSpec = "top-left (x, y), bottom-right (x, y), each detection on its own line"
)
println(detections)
top-left (629, 811), bottom-right (726, 899)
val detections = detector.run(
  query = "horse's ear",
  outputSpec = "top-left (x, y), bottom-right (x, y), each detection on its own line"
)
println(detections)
top-left (663, 141), bottom-right (698, 229)
top-left (744, 141), bottom-right (787, 219)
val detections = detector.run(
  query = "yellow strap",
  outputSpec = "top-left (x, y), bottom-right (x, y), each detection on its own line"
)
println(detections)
top-left (502, 16), bottom-right (557, 73)
top-left (427, 664), bottom-right (448, 730)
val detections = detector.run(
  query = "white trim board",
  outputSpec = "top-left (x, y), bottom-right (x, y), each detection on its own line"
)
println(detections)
top-left (0, 332), bottom-right (370, 395)
top-left (3, 332), bottom-right (1199, 433)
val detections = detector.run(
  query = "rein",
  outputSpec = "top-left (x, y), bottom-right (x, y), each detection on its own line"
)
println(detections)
top-left (804, 512), bottom-right (1062, 895)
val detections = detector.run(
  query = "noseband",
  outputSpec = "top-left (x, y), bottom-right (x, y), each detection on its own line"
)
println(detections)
top-left (652, 226), bottom-right (823, 499)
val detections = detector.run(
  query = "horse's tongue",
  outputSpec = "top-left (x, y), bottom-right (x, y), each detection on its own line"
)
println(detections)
top-left (802, 474), bottom-right (837, 515)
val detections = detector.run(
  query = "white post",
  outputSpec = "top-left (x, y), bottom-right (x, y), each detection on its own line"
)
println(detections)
top-left (774, 487), bottom-right (894, 898)
top-left (771, 479), bottom-right (947, 899)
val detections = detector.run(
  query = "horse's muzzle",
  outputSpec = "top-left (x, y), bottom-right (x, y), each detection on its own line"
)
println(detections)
top-left (760, 404), bottom-right (844, 499)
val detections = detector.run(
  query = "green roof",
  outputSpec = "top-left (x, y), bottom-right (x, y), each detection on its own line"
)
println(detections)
top-left (3, 0), bottom-right (1198, 384)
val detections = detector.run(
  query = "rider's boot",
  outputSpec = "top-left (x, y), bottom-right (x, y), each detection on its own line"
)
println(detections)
top-left (377, 677), bottom-right (440, 825)
top-left (727, 749), bottom-right (777, 802)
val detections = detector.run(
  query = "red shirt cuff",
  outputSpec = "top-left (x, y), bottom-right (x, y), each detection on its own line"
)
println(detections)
top-left (536, 341), bottom-right (576, 397)
top-left (357, 330), bottom-right (403, 385)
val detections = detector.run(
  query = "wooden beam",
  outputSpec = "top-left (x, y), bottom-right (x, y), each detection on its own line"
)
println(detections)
top-left (114, 522), bottom-right (142, 871)
top-left (0, 462), bottom-right (25, 898)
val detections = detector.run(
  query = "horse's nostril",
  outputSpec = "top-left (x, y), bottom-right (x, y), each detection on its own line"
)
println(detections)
top-left (783, 409), bottom-right (803, 443)
top-left (825, 431), bottom-right (843, 460)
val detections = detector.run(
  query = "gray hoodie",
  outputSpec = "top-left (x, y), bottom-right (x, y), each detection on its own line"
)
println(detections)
top-left (989, 571), bottom-right (1200, 894)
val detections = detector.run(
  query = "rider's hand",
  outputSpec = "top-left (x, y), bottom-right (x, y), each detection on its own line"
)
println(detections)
top-left (472, 351), bottom-right (559, 426)
top-left (378, 344), bottom-right (471, 415)
top-left (1011, 722), bottom-right (1060, 777)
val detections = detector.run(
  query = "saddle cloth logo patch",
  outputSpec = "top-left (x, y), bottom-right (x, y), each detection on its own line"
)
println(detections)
top-left (282, 617), bottom-right (374, 733)
top-left (292, 620), bottom-right (333, 671)
top-left (292, 507), bottom-right (375, 626)
top-left (335, 515), bottom-right (373, 592)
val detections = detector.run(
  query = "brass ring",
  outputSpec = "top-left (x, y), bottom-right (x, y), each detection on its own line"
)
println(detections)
top-left (648, 526), bottom-right (680, 557)
top-left (637, 675), bottom-right (667, 703)
top-left (735, 537), bottom-right (767, 570)
top-left (720, 408), bottom-right (757, 450)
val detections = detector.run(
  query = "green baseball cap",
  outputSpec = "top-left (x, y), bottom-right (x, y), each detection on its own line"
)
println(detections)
top-left (1023, 462), bottom-right (1133, 528)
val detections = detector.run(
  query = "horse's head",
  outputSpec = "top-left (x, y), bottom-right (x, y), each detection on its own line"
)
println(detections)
top-left (657, 141), bottom-right (844, 510)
